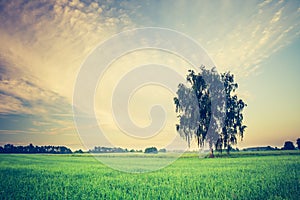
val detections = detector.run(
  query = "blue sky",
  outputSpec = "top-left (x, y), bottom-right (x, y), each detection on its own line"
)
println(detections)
top-left (0, 0), bottom-right (299, 150)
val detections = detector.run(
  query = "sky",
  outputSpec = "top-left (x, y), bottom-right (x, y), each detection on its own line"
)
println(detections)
top-left (0, 0), bottom-right (299, 151)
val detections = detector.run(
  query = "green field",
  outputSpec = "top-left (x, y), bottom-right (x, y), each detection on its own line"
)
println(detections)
top-left (0, 152), bottom-right (299, 199)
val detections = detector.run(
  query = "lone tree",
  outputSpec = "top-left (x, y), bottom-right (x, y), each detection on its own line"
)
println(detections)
top-left (174, 66), bottom-right (246, 155)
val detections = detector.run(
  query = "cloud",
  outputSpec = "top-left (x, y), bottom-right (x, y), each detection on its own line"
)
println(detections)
top-left (199, 1), bottom-right (300, 77)
top-left (270, 9), bottom-right (282, 24)
top-left (0, 56), bottom-right (74, 136)
top-left (0, 0), bottom-right (137, 137)
top-left (125, 0), bottom-right (300, 78)
top-left (0, 129), bottom-right (39, 135)
top-left (0, 0), bottom-right (135, 103)
top-left (258, 0), bottom-right (273, 8)
top-left (0, 93), bottom-right (29, 115)
top-left (0, 74), bottom-right (71, 115)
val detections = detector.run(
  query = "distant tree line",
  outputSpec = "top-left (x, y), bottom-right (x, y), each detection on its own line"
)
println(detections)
top-left (89, 146), bottom-right (143, 153)
top-left (242, 138), bottom-right (300, 152)
top-left (0, 144), bottom-right (72, 154)
top-left (144, 147), bottom-right (167, 153)
top-left (243, 146), bottom-right (278, 151)
top-left (89, 146), bottom-right (167, 153)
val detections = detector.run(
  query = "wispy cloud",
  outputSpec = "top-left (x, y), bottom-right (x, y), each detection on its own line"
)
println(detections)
top-left (0, 77), bottom-right (70, 114)
top-left (0, 0), bottom-right (135, 103)
top-left (125, 0), bottom-right (300, 77)
top-left (270, 9), bottom-right (282, 24)
top-left (0, 129), bottom-right (40, 135)
top-left (0, 0), bottom-right (136, 137)
top-left (202, 1), bottom-right (299, 77)
top-left (258, 0), bottom-right (273, 8)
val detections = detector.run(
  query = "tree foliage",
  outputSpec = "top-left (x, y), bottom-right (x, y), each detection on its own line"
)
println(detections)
top-left (174, 67), bottom-right (215, 148)
top-left (174, 66), bottom-right (247, 153)
top-left (296, 138), bottom-right (300, 150)
top-left (144, 147), bottom-right (158, 154)
top-left (282, 141), bottom-right (295, 150)
top-left (217, 72), bottom-right (247, 153)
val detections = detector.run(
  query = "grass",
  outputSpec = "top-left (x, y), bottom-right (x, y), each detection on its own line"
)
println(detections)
top-left (0, 151), bottom-right (299, 199)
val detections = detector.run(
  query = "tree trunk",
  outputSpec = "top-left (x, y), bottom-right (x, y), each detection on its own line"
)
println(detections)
top-left (209, 148), bottom-right (214, 158)
top-left (227, 145), bottom-right (230, 155)
top-left (199, 147), bottom-right (201, 158)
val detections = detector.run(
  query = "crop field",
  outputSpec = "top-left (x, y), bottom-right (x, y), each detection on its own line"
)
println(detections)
top-left (0, 151), bottom-right (299, 199)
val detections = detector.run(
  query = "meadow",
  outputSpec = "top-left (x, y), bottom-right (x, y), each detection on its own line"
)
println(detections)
top-left (0, 151), bottom-right (299, 199)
